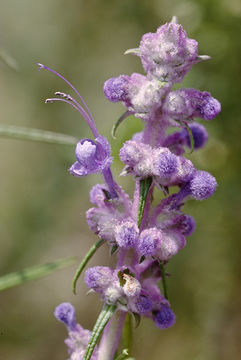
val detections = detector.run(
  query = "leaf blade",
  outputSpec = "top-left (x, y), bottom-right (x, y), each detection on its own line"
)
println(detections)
top-left (0, 257), bottom-right (77, 292)
top-left (137, 177), bottom-right (152, 228)
top-left (0, 124), bottom-right (78, 145)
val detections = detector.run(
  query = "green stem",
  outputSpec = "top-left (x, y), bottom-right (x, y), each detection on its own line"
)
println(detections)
top-left (72, 239), bottom-right (104, 294)
top-left (122, 313), bottom-right (132, 353)
top-left (160, 263), bottom-right (168, 300)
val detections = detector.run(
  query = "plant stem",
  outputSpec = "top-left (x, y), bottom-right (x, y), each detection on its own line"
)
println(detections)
top-left (160, 263), bottom-right (168, 300)
top-left (97, 311), bottom-right (126, 360)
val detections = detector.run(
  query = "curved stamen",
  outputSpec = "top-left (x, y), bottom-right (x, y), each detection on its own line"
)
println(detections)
top-left (45, 97), bottom-right (99, 137)
top-left (37, 63), bottom-right (99, 137)
top-left (54, 91), bottom-right (94, 126)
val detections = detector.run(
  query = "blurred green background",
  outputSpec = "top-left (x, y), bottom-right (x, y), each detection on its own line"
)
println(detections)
top-left (0, 0), bottom-right (240, 359)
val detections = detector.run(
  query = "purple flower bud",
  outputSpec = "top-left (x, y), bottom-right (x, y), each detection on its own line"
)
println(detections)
top-left (153, 148), bottom-right (178, 180)
top-left (163, 89), bottom-right (221, 121)
top-left (163, 131), bottom-right (186, 155)
top-left (182, 123), bottom-right (208, 149)
top-left (85, 266), bottom-right (113, 293)
top-left (174, 157), bottom-right (196, 184)
top-left (119, 140), bottom-right (144, 167)
top-left (135, 295), bottom-right (153, 314)
top-left (89, 184), bottom-right (109, 206)
top-left (115, 221), bottom-right (139, 248)
top-left (158, 231), bottom-right (186, 261)
top-left (175, 215), bottom-right (196, 237)
top-left (69, 136), bottom-right (112, 177)
top-left (189, 170), bottom-right (217, 200)
top-left (104, 75), bottom-right (130, 102)
top-left (124, 74), bottom-right (168, 120)
top-left (86, 206), bottom-right (123, 242)
top-left (119, 141), bottom-right (153, 178)
top-left (153, 305), bottom-right (176, 329)
top-left (138, 228), bottom-right (162, 256)
top-left (139, 22), bottom-right (198, 83)
top-left (54, 303), bottom-right (76, 330)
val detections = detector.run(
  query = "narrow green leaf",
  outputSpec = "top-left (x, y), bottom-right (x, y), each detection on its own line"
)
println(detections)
top-left (0, 257), bottom-right (76, 292)
top-left (160, 263), bottom-right (168, 300)
top-left (111, 111), bottom-right (130, 139)
top-left (115, 349), bottom-right (129, 360)
top-left (137, 177), bottom-right (152, 227)
top-left (0, 48), bottom-right (18, 71)
top-left (84, 304), bottom-right (117, 360)
top-left (184, 123), bottom-right (195, 154)
top-left (0, 124), bottom-right (78, 145)
top-left (72, 239), bottom-right (104, 294)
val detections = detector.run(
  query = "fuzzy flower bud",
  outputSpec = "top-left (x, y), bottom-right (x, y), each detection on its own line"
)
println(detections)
top-left (188, 170), bottom-right (217, 200)
top-left (138, 228), bottom-right (162, 256)
top-left (163, 89), bottom-right (221, 121)
top-left (158, 230), bottom-right (186, 261)
top-left (138, 22), bottom-right (199, 83)
top-left (115, 220), bottom-right (139, 249)
top-left (135, 295), bottom-right (153, 314)
top-left (153, 148), bottom-right (178, 181)
top-left (119, 141), bottom-right (153, 178)
top-left (104, 75), bottom-right (130, 102)
top-left (85, 266), bottom-right (113, 293)
top-left (153, 305), bottom-right (176, 329)
top-left (54, 302), bottom-right (76, 330)
top-left (183, 123), bottom-right (208, 149)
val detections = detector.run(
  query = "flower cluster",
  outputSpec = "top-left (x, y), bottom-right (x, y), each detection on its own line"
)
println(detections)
top-left (41, 16), bottom-right (220, 360)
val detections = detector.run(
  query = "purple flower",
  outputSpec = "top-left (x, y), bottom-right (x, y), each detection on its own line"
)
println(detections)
top-left (157, 230), bottom-right (186, 261)
top-left (54, 302), bottom-right (76, 330)
top-left (69, 136), bottom-right (112, 177)
top-left (153, 305), bottom-right (176, 329)
top-left (65, 324), bottom-right (99, 360)
top-left (134, 295), bottom-right (153, 314)
top-left (188, 170), bottom-right (217, 200)
top-left (163, 89), bottom-right (221, 121)
top-left (153, 148), bottom-right (178, 179)
top-left (182, 123), bottom-right (208, 149)
top-left (104, 75), bottom-right (130, 102)
top-left (138, 228), bottom-right (162, 256)
top-left (89, 183), bottom-right (110, 206)
top-left (115, 220), bottom-right (139, 249)
top-left (85, 266), bottom-right (114, 293)
top-left (138, 22), bottom-right (199, 83)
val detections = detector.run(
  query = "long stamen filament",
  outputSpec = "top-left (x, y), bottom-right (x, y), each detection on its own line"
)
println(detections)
top-left (37, 63), bottom-right (99, 137)
top-left (45, 97), bottom-right (98, 137)
top-left (54, 91), bottom-right (93, 125)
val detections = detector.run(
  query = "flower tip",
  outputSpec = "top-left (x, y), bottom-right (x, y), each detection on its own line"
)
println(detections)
top-left (171, 16), bottom-right (178, 24)
top-left (124, 48), bottom-right (140, 56)
top-left (36, 63), bottom-right (45, 73)
top-left (45, 98), bottom-right (53, 104)
top-left (198, 55), bottom-right (211, 62)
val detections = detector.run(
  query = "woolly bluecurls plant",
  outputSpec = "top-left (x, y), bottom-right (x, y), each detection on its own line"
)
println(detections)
top-left (38, 17), bottom-right (220, 360)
